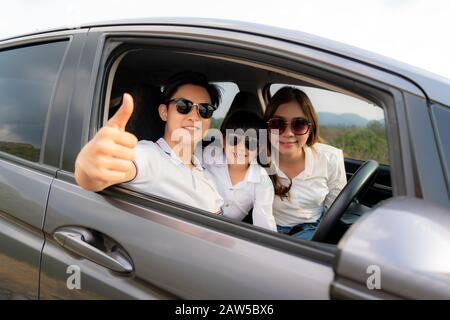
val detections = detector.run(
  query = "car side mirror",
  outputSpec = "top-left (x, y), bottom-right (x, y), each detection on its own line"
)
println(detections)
top-left (332, 197), bottom-right (450, 299)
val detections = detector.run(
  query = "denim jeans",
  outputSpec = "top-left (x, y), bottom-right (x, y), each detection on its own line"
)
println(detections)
top-left (277, 217), bottom-right (321, 241)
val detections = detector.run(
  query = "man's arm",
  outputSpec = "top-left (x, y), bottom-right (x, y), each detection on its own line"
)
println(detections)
top-left (74, 93), bottom-right (138, 192)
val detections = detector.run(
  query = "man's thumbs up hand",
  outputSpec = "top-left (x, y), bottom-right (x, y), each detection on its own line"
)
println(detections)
top-left (106, 93), bottom-right (134, 131)
top-left (75, 93), bottom-right (139, 191)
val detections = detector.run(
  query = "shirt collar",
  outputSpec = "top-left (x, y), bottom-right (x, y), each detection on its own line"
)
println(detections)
top-left (156, 137), bottom-right (204, 171)
top-left (204, 149), bottom-right (262, 184)
top-left (271, 144), bottom-right (314, 179)
top-left (224, 152), bottom-right (262, 184)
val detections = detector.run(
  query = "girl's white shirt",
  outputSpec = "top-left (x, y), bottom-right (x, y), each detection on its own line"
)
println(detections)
top-left (202, 148), bottom-right (277, 232)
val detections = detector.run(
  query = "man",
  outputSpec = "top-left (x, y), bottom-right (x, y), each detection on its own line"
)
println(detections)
top-left (74, 72), bottom-right (224, 213)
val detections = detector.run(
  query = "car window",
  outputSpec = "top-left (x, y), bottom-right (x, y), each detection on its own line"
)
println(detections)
top-left (104, 45), bottom-right (394, 246)
top-left (431, 103), bottom-right (450, 190)
top-left (270, 84), bottom-right (389, 165)
top-left (210, 82), bottom-right (239, 129)
top-left (0, 41), bottom-right (68, 162)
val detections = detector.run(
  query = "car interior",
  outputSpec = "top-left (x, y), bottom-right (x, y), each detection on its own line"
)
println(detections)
top-left (104, 46), bottom-right (393, 244)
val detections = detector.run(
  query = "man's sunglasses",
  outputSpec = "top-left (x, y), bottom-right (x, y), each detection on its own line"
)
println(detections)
top-left (267, 117), bottom-right (311, 135)
top-left (166, 98), bottom-right (216, 119)
top-left (226, 133), bottom-right (258, 151)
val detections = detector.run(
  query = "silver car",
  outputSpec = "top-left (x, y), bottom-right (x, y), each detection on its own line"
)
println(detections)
top-left (0, 18), bottom-right (449, 300)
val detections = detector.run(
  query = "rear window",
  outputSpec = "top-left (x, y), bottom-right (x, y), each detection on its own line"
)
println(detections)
top-left (210, 82), bottom-right (240, 129)
top-left (0, 40), bottom-right (68, 162)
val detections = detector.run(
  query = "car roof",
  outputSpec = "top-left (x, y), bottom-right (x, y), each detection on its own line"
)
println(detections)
top-left (3, 17), bottom-right (450, 107)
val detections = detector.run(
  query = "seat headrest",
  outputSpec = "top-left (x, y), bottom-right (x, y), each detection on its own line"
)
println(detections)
top-left (225, 91), bottom-right (263, 120)
top-left (110, 84), bottom-right (164, 142)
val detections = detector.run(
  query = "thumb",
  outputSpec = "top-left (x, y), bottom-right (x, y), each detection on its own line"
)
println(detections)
top-left (106, 93), bottom-right (134, 131)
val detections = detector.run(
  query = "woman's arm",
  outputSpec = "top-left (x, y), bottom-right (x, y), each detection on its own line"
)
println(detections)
top-left (324, 149), bottom-right (347, 210)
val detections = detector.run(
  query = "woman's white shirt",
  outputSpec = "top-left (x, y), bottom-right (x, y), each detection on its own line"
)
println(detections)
top-left (202, 150), bottom-right (277, 232)
top-left (272, 143), bottom-right (347, 227)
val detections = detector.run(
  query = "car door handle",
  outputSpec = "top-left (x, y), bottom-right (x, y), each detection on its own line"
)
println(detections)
top-left (53, 227), bottom-right (134, 274)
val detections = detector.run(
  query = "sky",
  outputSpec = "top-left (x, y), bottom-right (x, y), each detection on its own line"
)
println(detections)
top-left (213, 83), bottom-right (384, 120)
top-left (1, 0), bottom-right (449, 82)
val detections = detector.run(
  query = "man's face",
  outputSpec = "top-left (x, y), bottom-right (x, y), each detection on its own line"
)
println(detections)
top-left (159, 84), bottom-right (213, 147)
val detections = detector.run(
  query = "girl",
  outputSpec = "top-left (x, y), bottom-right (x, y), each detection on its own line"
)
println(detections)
top-left (202, 109), bottom-right (277, 231)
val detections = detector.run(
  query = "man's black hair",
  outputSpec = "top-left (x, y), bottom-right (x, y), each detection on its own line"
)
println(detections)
top-left (161, 71), bottom-right (221, 107)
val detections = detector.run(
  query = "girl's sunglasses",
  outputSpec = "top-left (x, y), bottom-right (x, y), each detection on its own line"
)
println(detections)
top-left (226, 133), bottom-right (258, 151)
top-left (267, 117), bottom-right (311, 135)
top-left (167, 98), bottom-right (216, 119)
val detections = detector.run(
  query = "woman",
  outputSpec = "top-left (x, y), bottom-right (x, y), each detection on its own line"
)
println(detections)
top-left (264, 86), bottom-right (347, 240)
top-left (202, 109), bottom-right (277, 232)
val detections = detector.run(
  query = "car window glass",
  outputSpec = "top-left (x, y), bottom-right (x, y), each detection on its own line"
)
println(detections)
top-left (270, 84), bottom-right (389, 164)
top-left (431, 104), bottom-right (450, 189)
top-left (0, 41), bottom-right (68, 162)
top-left (210, 82), bottom-right (239, 129)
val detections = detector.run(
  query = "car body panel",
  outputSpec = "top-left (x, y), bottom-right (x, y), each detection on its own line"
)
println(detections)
top-left (0, 159), bottom-right (54, 299)
top-left (0, 214), bottom-right (44, 300)
top-left (40, 178), bottom-right (334, 299)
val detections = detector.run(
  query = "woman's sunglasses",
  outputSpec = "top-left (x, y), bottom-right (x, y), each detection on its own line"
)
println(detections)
top-left (267, 117), bottom-right (311, 135)
top-left (166, 98), bottom-right (216, 119)
top-left (225, 133), bottom-right (258, 151)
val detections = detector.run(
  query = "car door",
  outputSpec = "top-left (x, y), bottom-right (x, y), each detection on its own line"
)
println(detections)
top-left (38, 22), bottom-right (448, 299)
top-left (0, 32), bottom-right (80, 299)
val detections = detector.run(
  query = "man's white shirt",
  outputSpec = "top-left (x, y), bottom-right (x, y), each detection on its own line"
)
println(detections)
top-left (123, 138), bottom-right (224, 214)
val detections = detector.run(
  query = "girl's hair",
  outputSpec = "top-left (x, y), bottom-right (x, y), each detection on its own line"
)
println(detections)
top-left (263, 86), bottom-right (321, 200)
top-left (220, 109), bottom-right (266, 134)
top-left (220, 109), bottom-right (268, 166)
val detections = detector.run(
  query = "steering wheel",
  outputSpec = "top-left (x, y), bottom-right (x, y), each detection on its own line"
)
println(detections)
top-left (311, 160), bottom-right (379, 243)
